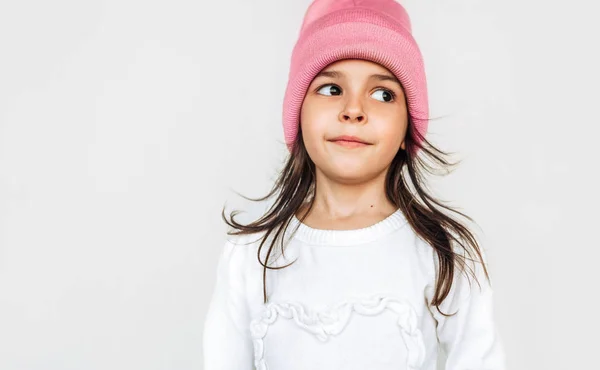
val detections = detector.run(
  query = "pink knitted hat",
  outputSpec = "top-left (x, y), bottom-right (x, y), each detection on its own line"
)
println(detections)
top-left (282, 0), bottom-right (429, 154)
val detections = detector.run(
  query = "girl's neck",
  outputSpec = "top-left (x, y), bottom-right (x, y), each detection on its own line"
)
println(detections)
top-left (296, 168), bottom-right (397, 230)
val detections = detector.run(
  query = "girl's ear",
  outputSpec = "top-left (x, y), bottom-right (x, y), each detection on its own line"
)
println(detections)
top-left (400, 140), bottom-right (406, 150)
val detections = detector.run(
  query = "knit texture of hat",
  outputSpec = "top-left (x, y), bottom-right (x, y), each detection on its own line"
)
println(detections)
top-left (282, 0), bottom-right (429, 155)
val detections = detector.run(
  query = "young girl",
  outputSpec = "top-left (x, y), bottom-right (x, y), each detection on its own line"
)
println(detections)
top-left (203, 0), bottom-right (506, 369)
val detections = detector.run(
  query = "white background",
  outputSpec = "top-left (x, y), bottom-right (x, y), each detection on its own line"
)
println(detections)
top-left (1, 0), bottom-right (598, 369)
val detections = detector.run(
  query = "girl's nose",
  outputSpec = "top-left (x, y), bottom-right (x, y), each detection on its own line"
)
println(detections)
top-left (339, 98), bottom-right (367, 124)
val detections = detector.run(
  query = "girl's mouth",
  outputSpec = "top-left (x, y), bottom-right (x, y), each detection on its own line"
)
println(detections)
top-left (328, 135), bottom-right (372, 148)
top-left (330, 140), bottom-right (370, 148)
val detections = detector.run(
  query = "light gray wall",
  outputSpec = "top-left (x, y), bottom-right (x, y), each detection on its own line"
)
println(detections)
top-left (1, 0), bottom-right (597, 369)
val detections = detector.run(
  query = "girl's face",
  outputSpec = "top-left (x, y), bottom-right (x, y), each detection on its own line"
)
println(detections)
top-left (300, 59), bottom-right (408, 182)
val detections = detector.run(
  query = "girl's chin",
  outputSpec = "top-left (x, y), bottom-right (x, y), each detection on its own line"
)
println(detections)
top-left (320, 161), bottom-right (378, 179)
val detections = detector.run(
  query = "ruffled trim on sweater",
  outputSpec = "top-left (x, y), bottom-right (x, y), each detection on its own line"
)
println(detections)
top-left (249, 294), bottom-right (426, 370)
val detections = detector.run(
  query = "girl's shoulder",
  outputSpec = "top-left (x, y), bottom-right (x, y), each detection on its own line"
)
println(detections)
top-left (220, 230), bottom-right (269, 268)
top-left (223, 230), bottom-right (264, 254)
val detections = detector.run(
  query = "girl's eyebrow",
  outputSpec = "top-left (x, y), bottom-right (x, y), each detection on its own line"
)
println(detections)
top-left (315, 70), bottom-right (343, 79)
top-left (315, 70), bottom-right (401, 87)
top-left (371, 73), bottom-right (401, 86)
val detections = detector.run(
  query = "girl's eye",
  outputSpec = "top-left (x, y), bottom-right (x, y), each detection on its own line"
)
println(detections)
top-left (315, 84), bottom-right (395, 103)
top-left (316, 84), bottom-right (342, 96)
top-left (371, 89), bottom-right (395, 103)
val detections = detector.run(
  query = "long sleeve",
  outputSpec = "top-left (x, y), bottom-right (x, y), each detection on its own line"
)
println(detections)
top-left (203, 237), bottom-right (254, 370)
top-left (427, 246), bottom-right (506, 369)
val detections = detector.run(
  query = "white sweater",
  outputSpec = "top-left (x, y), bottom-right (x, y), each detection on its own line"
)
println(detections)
top-left (203, 209), bottom-right (506, 369)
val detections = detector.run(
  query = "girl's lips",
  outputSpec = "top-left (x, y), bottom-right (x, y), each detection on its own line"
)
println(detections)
top-left (329, 140), bottom-right (371, 148)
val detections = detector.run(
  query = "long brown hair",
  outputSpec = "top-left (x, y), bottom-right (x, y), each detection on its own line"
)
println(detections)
top-left (221, 114), bottom-right (489, 317)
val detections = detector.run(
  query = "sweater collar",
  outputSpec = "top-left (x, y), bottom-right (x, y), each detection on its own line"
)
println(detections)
top-left (288, 208), bottom-right (408, 246)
